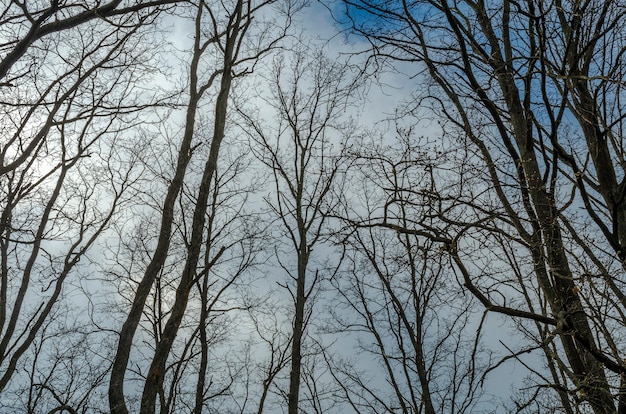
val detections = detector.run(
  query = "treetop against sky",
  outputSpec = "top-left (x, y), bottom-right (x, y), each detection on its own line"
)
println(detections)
top-left (2, 1), bottom-right (626, 413)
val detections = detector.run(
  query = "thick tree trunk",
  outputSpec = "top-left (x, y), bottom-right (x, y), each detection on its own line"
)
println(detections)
top-left (139, 9), bottom-right (238, 410)
top-left (109, 5), bottom-right (206, 412)
top-left (108, 77), bottom-right (199, 414)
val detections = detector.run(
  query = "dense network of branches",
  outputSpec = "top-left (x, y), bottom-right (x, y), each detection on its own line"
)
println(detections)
top-left (2, 0), bottom-right (626, 413)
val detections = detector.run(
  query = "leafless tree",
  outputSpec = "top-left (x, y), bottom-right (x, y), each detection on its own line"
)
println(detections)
top-left (106, 0), bottom-right (297, 412)
top-left (327, 131), bottom-right (487, 413)
top-left (337, 0), bottom-right (626, 411)
top-left (238, 42), bottom-right (360, 413)
top-left (0, 1), bottom-right (180, 409)
top-left (107, 142), bottom-right (265, 413)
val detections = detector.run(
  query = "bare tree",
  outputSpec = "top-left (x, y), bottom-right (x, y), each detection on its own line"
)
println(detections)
top-left (108, 142), bottom-right (263, 413)
top-left (243, 291), bottom-right (293, 414)
top-left (0, 1), bottom-right (179, 408)
top-left (238, 43), bottom-right (360, 413)
top-left (107, 0), bottom-right (297, 412)
top-left (328, 131), bottom-right (487, 414)
top-left (337, 0), bottom-right (626, 411)
top-left (0, 0), bottom-right (183, 175)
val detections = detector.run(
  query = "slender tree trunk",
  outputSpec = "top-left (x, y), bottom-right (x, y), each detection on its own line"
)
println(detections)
top-left (139, 17), bottom-right (237, 411)
top-left (193, 238), bottom-right (213, 414)
top-left (108, 6), bottom-right (206, 412)
top-left (287, 245), bottom-right (308, 414)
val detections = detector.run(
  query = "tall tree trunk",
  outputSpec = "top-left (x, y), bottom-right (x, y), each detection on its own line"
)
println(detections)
top-left (139, 6), bottom-right (239, 410)
top-left (109, 4), bottom-right (209, 412)
top-left (288, 243), bottom-right (308, 414)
